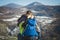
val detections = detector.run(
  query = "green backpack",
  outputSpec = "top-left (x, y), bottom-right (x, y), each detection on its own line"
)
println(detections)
top-left (19, 21), bottom-right (25, 35)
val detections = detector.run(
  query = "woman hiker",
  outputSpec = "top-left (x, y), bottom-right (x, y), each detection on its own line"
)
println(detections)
top-left (23, 11), bottom-right (38, 40)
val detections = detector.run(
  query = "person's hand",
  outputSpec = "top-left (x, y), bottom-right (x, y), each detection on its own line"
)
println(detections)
top-left (27, 15), bottom-right (31, 18)
top-left (31, 15), bottom-right (34, 19)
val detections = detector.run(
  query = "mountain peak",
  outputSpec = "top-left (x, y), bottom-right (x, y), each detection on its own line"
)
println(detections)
top-left (32, 2), bottom-right (42, 5)
top-left (27, 2), bottom-right (43, 7)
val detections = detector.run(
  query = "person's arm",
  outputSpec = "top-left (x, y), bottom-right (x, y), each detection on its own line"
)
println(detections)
top-left (17, 15), bottom-right (24, 23)
top-left (17, 15), bottom-right (25, 26)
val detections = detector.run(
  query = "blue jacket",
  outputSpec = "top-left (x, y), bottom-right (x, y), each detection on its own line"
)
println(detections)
top-left (23, 18), bottom-right (38, 36)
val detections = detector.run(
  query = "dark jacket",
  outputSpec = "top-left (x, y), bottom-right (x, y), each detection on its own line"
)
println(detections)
top-left (17, 14), bottom-right (27, 28)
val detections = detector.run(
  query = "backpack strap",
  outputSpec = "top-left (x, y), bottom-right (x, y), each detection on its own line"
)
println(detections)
top-left (19, 18), bottom-right (28, 35)
top-left (19, 21), bottom-right (24, 34)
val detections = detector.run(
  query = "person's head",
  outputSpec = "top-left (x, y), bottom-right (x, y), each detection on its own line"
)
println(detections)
top-left (26, 10), bottom-right (32, 15)
top-left (26, 10), bottom-right (33, 18)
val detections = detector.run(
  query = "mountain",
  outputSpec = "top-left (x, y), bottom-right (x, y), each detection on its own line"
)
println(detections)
top-left (0, 3), bottom-right (27, 19)
top-left (26, 2), bottom-right (60, 17)
top-left (0, 3), bottom-right (22, 14)
top-left (0, 2), bottom-right (60, 17)
top-left (26, 2), bottom-right (47, 11)
top-left (26, 2), bottom-right (60, 11)
top-left (2, 3), bottom-right (22, 9)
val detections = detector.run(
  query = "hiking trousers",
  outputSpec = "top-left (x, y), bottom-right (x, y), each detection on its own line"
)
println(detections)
top-left (23, 36), bottom-right (38, 40)
top-left (17, 33), bottom-right (23, 40)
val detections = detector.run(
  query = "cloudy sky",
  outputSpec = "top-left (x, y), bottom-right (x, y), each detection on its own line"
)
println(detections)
top-left (0, 0), bottom-right (60, 6)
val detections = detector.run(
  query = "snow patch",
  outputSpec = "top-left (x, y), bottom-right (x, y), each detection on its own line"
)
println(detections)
top-left (36, 16), bottom-right (55, 25)
top-left (3, 18), bottom-right (18, 21)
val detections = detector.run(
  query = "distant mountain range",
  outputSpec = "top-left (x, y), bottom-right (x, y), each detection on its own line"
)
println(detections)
top-left (26, 2), bottom-right (60, 16)
top-left (0, 2), bottom-right (60, 18)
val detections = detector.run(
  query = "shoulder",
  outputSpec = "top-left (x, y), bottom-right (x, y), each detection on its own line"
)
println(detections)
top-left (22, 14), bottom-right (27, 17)
top-left (22, 14), bottom-right (25, 16)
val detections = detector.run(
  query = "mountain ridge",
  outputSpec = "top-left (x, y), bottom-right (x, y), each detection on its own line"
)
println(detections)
top-left (1, 3), bottom-right (22, 8)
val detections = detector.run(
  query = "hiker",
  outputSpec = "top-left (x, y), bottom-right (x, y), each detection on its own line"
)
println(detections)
top-left (17, 11), bottom-right (32, 40)
top-left (23, 11), bottom-right (38, 40)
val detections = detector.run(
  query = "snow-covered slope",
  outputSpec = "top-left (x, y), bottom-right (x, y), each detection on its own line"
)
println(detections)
top-left (36, 16), bottom-right (55, 25)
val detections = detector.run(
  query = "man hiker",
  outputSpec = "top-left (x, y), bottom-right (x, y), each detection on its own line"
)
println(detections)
top-left (17, 11), bottom-right (32, 40)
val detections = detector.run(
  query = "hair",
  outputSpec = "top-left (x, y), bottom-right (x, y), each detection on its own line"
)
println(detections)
top-left (26, 10), bottom-right (32, 15)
